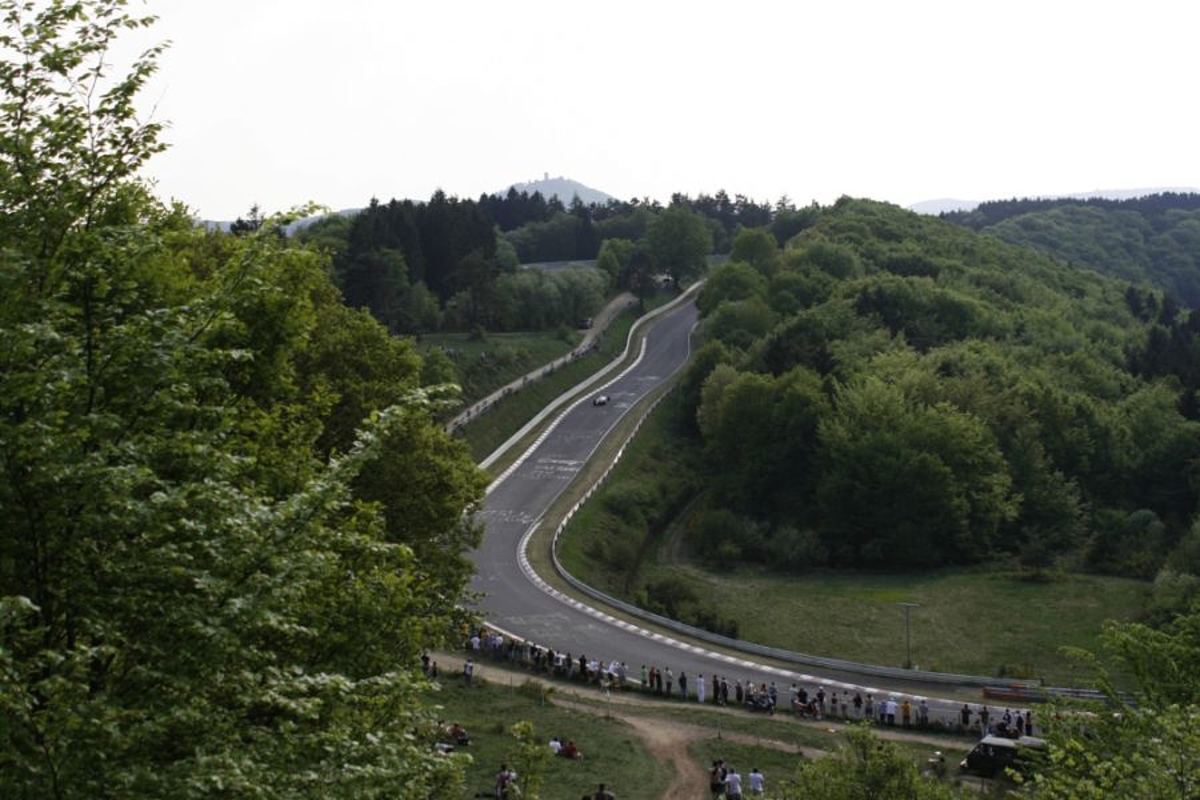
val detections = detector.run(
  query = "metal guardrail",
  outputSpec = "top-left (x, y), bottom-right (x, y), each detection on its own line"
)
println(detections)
top-left (985, 684), bottom-right (1136, 706)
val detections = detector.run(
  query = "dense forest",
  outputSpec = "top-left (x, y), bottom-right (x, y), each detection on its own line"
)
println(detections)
top-left (943, 193), bottom-right (1200, 307)
top-left (292, 181), bottom-right (796, 336)
top-left (625, 199), bottom-right (1200, 598)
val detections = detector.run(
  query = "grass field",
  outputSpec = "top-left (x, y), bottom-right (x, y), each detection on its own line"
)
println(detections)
top-left (431, 667), bottom-right (669, 800)
top-left (688, 739), bottom-right (805, 793)
top-left (418, 328), bottom-right (581, 407)
top-left (639, 561), bottom-right (1144, 686)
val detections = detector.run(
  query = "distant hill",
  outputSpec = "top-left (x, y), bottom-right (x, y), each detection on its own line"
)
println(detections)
top-left (1064, 186), bottom-right (1200, 202)
top-left (911, 188), bottom-right (1200, 217)
top-left (909, 198), bottom-right (980, 215)
top-left (943, 191), bottom-right (1200, 306)
top-left (501, 175), bottom-right (615, 207)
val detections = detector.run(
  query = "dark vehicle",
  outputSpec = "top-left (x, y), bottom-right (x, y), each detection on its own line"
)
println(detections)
top-left (959, 735), bottom-right (1046, 778)
top-left (745, 695), bottom-right (775, 714)
top-left (592, 394), bottom-right (609, 406)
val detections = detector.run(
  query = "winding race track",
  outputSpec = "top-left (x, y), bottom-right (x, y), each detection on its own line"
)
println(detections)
top-left (468, 298), bottom-right (999, 727)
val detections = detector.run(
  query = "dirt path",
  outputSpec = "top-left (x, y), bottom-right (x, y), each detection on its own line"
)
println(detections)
top-left (607, 710), bottom-right (707, 800)
top-left (555, 697), bottom-right (821, 800)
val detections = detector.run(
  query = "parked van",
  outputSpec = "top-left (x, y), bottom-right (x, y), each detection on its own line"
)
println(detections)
top-left (959, 735), bottom-right (1046, 778)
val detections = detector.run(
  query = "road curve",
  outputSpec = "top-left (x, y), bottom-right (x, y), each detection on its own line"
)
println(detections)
top-left (468, 298), bottom-right (999, 728)
top-left (471, 299), bottom-right (697, 628)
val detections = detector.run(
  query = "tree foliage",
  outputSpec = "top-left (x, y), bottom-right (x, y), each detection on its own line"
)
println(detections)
top-left (697, 260), bottom-right (768, 315)
top-left (816, 378), bottom-right (1017, 567)
top-left (670, 189), bottom-right (775, 253)
top-left (485, 266), bottom-right (606, 332)
top-left (946, 193), bottom-right (1200, 307)
top-left (699, 366), bottom-right (827, 520)
top-left (678, 197), bottom-right (1200, 574)
top-left (644, 202), bottom-right (713, 284)
top-left (0, 3), bottom-right (482, 795)
top-left (728, 226), bottom-right (782, 277)
top-left (1020, 611), bottom-right (1200, 798)
top-left (780, 725), bottom-right (965, 799)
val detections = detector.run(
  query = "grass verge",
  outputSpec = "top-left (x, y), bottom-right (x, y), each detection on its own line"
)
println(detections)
top-left (556, 396), bottom-right (702, 598)
top-left (419, 328), bottom-right (581, 406)
top-left (633, 563), bottom-right (1143, 686)
top-left (432, 669), bottom-right (668, 800)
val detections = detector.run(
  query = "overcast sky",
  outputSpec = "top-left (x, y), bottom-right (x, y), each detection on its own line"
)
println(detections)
top-left (116, 0), bottom-right (1198, 220)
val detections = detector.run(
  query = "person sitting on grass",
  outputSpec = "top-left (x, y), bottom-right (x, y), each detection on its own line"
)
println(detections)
top-left (592, 782), bottom-right (615, 800)
top-left (560, 740), bottom-right (582, 760)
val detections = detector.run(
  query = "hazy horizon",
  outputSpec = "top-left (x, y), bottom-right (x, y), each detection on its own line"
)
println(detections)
top-left (110, 0), bottom-right (1200, 220)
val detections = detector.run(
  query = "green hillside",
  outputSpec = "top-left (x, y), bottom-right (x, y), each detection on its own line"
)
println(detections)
top-left (570, 199), bottom-right (1200, 599)
top-left (945, 193), bottom-right (1200, 307)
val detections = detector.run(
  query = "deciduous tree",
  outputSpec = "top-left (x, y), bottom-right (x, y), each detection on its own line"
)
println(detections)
top-left (1021, 612), bottom-right (1200, 798)
top-left (644, 202), bottom-right (712, 284)
top-left (0, 3), bottom-right (480, 795)
top-left (780, 726), bottom-right (965, 799)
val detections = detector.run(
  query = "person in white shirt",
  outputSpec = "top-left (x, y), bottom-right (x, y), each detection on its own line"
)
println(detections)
top-left (549, 737), bottom-right (562, 756)
top-left (747, 767), bottom-right (765, 795)
top-left (724, 766), bottom-right (744, 800)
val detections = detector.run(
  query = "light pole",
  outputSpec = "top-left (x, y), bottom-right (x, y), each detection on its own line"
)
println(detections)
top-left (899, 602), bottom-right (919, 669)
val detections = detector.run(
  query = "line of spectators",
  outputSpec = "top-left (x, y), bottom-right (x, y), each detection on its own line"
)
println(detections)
top-left (467, 628), bottom-right (631, 689)
top-left (462, 627), bottom-right (1037, 738)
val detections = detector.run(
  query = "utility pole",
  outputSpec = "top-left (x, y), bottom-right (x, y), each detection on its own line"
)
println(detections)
top-left (899, 602), bottom-right (919, 669)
